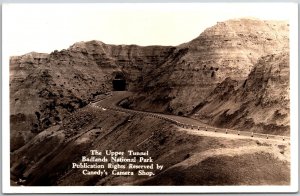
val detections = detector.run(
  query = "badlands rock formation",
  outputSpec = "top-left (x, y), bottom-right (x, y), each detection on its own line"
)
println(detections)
top-left (127, 19), bottom-right (289, 115)
top-left (10, 18), bottom-right (291, 186)
top-left (10, 18), bottom-right (289, 152)
top-left (193, 52), bottom-right (290, 135)
top-left (10, 42), bottom-right (174, 151)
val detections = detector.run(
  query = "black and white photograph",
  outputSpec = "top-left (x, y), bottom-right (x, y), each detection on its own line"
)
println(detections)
top-left (2, 2), bottom-right (298, 193)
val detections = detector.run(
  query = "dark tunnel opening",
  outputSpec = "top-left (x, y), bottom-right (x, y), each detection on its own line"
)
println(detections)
top-left (113, 79), bottom-right (126, 91)
top-left (112, 72), bottom-right (126, 91)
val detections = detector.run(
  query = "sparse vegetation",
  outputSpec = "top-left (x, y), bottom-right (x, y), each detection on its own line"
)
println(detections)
top-left (10, 18), bottom-right (290, 186)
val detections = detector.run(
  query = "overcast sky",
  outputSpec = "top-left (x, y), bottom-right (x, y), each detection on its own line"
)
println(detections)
top-left (3, 3), bottom-right (296, 56)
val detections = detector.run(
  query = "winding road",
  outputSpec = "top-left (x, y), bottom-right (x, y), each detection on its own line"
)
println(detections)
top-left (90, 91), bottom-right (290, 144)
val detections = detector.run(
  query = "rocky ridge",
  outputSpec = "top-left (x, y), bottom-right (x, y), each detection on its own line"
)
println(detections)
top-left (192, 52), bottom-right (290, 135)
top-left (10, 18), bottom-right (290, 152)
top-left (126, 19), bottom-right (289, 115)
top-left (9, 18), bottom-right (291, 186)
top-left (10, 42), bottom-right (174, 150)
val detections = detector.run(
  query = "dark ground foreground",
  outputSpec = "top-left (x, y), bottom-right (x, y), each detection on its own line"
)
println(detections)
top-left (10, 93), bottom-right (290, 186)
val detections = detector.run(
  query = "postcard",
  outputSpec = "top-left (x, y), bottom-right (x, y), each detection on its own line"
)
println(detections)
top-left (2, 2), bottom-right (298, 193)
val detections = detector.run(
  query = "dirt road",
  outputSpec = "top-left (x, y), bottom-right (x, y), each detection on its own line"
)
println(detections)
top-left (92, 91), bottom-right (290, 144)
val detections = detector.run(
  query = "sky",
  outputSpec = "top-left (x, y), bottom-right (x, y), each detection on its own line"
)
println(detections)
top-left (3, 3), bottom-right (296, 56)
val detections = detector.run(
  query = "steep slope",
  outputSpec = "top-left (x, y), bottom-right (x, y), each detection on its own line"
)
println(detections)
top-left (10, 41), bottom-right (174, 151)
top-left (11, 106), bottom-right (290, 186)
top-left (10, 18), bottom-right (289, 152)
top-left (126, 19), bottom-right (289, 116)
top-left (9, 17), bottom-right (291, 186)
top-left (192, 52), bottom-right (290, 135)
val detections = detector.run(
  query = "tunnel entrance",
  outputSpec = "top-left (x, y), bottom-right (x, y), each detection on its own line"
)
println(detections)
top-left (112, 72), bottom-right (126, 91)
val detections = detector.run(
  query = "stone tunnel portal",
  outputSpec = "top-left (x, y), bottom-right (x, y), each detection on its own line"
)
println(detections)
top-left (113, 72), bottom-right (126, 91)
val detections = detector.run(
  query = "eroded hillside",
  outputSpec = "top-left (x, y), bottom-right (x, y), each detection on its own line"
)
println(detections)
top-left (10, 42), bottom-right (175, 151)
top-left (10, 18), bottom-right (291, 185)
top-left (192, 52), bottom-right (290, 135)
top-left (126, 19), bottom-right (289, 116)
top-left (10, 18), bottom-right (290, 153)
top-left (11, 104), bottom-right (290, 186)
